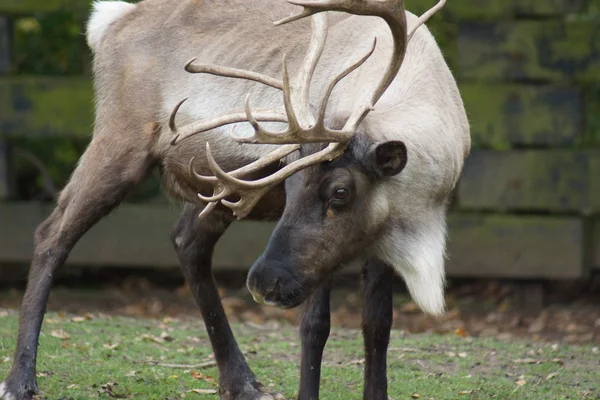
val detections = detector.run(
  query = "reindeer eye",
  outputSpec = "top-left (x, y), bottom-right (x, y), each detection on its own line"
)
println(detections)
top-left (332, 188), bottom-right (349, 201)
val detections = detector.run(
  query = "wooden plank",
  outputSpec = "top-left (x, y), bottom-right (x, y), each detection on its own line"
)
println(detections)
top-left (0, 202), bottom-right (590, 279)
top-left (0, 202), bottom-right (274, 270)
top-left (0, 17), bottom-right (10, 75)
top-left (0, 0), bottom-right (592, 17)
top-left (458, 150), bottom-right (600, 213)
top-left (446, 214), bottom-right (586, 279)
top-left (458, 20), bottom-right (600, 83)
top-left (407, 0), bottom-right (590, 19)
top-left (0, 77), bottom-right (586, 146)
top-left (0, 77), bottom-right (94, 138)
top-left (593, 219), bottom-right (600, 270)
top-left (0, 0), bottom-right (91, 14)
top-left (460, 84), bottom-right (582, 147)
top-left (0, 141), bottom-right (11, 199)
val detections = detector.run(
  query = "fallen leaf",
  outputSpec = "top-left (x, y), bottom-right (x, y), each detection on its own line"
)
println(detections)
top-left (411, 394), bottom-right (420, 399)
top-left (2, 357), bottom-right (9, 363)
top-left (190, 389), bottom-right (218, 395)
top-left (125, 370), bottom-right (137, 377)
top-left (67, 384), bottom-right (78, 389)
top-left (513, 358), bottom-right (539, 364)
top-left (455, 328), bottom-right (470, 337)
top-left (50, 330), bottom-right (71, 340)
top-left (592, 347), bottom-right (598, 354)
top-left (546, 372), bottom-right (558, 380)
top-left (103, 343), bottom-right (120, 350)
top-left (160, 331), bottom-right (175, 342)
top-left (447, 352), bottom-right (456, 357)
top-left (401, 302), bottom-right (420, 313)
top-left (458, 352), bottom-right (467, 358)
top-left (515, 375), bottom-right (526, 386)
top-left (458, 390), bottom-right (473, 395)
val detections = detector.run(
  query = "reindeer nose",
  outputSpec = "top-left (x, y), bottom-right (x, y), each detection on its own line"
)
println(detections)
top-left (247, 258), bottom-right (306, 309)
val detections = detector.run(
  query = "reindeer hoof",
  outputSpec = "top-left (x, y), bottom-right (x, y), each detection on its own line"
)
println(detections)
top-left (221, 381), bottom-right (287, 400)
top-left (0, 381), bottom-right (17, 400)
top-left (0, 380), bottom-right (36, 400)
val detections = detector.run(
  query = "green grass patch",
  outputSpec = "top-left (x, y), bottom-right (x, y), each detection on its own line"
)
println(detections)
top-left (0, 311), bottom-right (598, 399)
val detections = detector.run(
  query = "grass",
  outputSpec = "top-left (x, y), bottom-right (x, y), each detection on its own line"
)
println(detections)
top-left (0, 310), bottom-right (598, 400)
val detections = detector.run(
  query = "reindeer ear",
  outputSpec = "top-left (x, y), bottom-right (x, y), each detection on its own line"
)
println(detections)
top-left (367, 141), bottom-right (408, 177)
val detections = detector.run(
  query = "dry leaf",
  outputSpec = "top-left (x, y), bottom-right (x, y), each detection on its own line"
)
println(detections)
top-left (401, 302), bottom-right (419, 313)
top-left (190, 389), bottom-right (218, 395)
top-left (455, 328), bottom-right (470, 337)
top-left (103, 343), bottom-right (120, 350)
top-left (50, 330), bottom-right (71, 340)
top-left (513, 358), bottom-right (539, 364)
top-left (458, 352), bottom-right (467, 358)
top-left (70, 314), bottom-right (92, 323)
top-left (2, 357), bottom-right (9, 363)
top-left (515, 375), bottom-right (526, 386)
top-left (546, 372), bottom-right (558, 380)
top-left (458, 390), bottom-right (473, 395)
top-left (67, 384), bottom-right (78, 389)
top-left (411, 394), bottom-right (420, 399)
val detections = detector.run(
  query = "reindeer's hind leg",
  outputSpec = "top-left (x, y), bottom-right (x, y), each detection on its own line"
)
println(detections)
top-left (1, 131), bottom-right (156, 400)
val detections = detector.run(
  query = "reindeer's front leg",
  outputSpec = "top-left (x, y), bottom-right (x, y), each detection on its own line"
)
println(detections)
top-left (171, 204), bottom-right (285, 400)
top-left (361, 259), bottom-right (394, 400)
top-left (298, 278), bottom-right (332, 400)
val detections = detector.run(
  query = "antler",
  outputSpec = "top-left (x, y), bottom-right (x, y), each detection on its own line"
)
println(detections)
top-left (172, 0), bottom-right (447, 219)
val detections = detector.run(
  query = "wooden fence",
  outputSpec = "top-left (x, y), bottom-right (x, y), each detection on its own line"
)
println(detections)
top-left (0, 0), bottom-right (599, 280)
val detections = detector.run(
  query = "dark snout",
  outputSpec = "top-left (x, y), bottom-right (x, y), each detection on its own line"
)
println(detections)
top-left (246, 257), bottom-right (310, 309)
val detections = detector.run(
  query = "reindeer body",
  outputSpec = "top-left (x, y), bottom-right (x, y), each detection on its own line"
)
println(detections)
top-left (1, 1), bottom-right (469, 399)
top-left (92, 0), bottom-right (468, 202)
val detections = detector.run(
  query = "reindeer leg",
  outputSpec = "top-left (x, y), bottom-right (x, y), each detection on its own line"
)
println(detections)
top-left (361, 259), bottom-right (394, 400)
top-left (171, 204), bottom-right (285, 400)
top-left (0, 135), bottom-right (155, 400)
top-left (297, 278), bottom-right (332, 400)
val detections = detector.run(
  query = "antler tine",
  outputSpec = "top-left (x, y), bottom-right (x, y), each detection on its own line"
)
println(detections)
top-left (291, 12), bottom-right (328, 125)
top-left (196, 141), bottom-right (346, 219)
top-left (407, 0), bottom-right (446, 40)
top-left (184, 58), bottom-right (284, 90)
top-left (316, 37), bottom-right (377, 128)
top-left (276, 0), bottom-right (446, 133)
top-left (190, 144), bottom-right (301, 218)
top-left (169, 100), bottom-right (288, 145)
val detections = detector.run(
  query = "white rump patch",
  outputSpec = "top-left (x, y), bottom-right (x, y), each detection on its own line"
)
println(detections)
top-left (86, 1), bottom-right (136, 52)
top-left (0, 382), bottom-right (16, 400)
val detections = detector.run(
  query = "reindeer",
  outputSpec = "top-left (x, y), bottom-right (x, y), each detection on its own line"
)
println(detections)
top-left (0, 0), bottom-right (470, 399)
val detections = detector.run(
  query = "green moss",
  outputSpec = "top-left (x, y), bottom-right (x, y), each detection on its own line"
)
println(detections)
top-left (0, 77), bottom-right (94, 138)
top-left (459, 20), bottom-right (600, 83)
top-left (460, 83), bottom-right (581, 148)
top-left (14, 11), bottom-right (89, 75)
top-left (458, 150), bottom-right (600, 213)
top-left (0, 0), bottom-right (91, 14)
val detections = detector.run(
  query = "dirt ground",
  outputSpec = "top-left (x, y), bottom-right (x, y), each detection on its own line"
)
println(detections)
top-left (1, 268), bottom-right (599, 345)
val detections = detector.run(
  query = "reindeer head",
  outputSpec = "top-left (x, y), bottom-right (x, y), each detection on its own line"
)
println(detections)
top-left (170, 0), bottom-right (447, 308)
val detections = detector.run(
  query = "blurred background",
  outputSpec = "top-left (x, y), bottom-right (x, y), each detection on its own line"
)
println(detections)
top-left (0, 0), bottom-right (599, 343)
